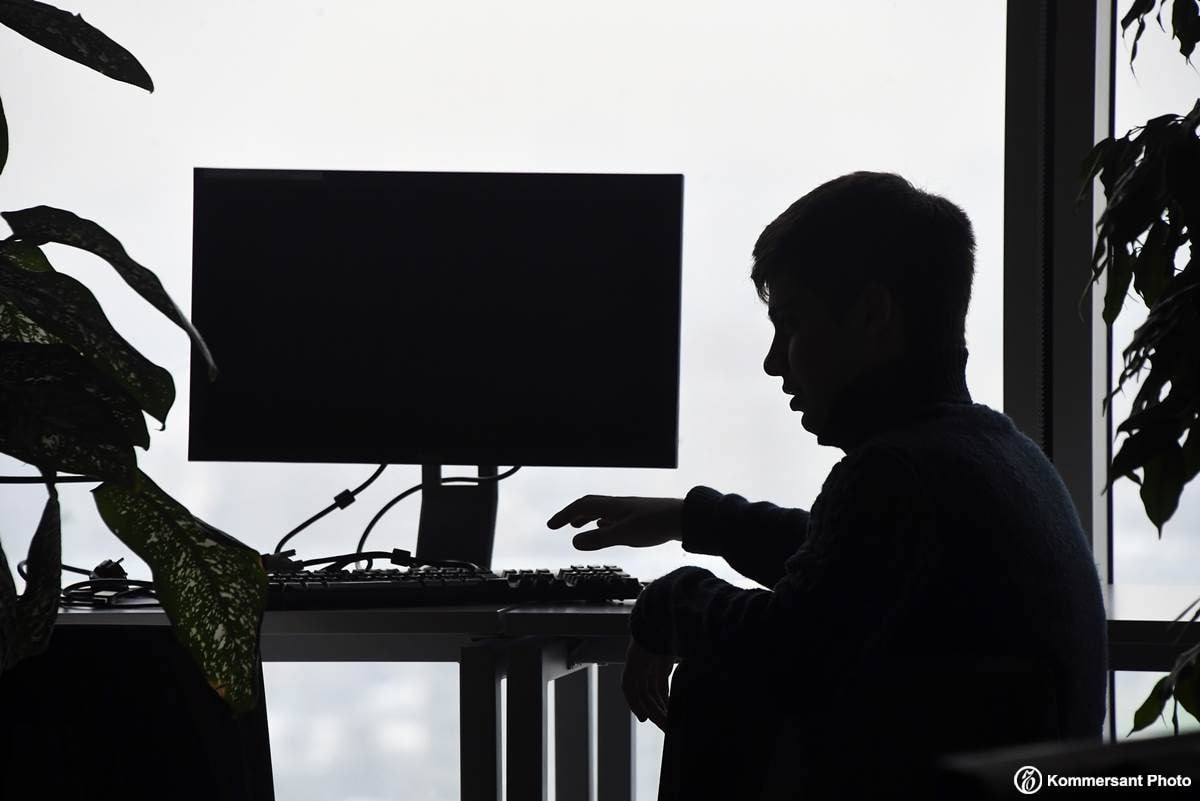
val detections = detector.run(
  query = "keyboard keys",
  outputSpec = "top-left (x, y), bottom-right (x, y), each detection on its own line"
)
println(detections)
top-left (265, 565), bottom-right (641, 610)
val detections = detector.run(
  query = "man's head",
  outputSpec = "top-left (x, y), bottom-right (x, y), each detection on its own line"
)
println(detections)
top-left (753, 172), bottom-right (975, 435)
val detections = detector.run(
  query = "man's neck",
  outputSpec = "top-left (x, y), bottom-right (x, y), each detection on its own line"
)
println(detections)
top-left (816, 342), bottom-right (973, 452)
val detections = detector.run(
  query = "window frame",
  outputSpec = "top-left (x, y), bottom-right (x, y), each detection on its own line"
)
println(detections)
top-left (1003, 0), bottom-right (1118, 740)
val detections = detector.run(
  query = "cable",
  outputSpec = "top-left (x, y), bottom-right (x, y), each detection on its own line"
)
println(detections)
top-left (18, 560), bottom-right (90, 581)
top-left (297, 548), bottom-right (482, 573)
top-left (60, 577), bottom-right (159, 608)
top-left (0, 475), bottom-right (100, 484)
top-left (273, 465), bottom-right (387, 554)
top-left (355, 466), bottom-right (521, 570)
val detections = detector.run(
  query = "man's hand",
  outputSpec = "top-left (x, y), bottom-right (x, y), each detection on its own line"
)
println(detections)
top-left (546, 495), bottom-right (684, 551)
top-left (622, 637), bottom-right (675, 733)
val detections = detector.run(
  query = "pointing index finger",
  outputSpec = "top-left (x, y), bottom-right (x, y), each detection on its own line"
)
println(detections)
top-left (546, 495), bottom-right (598, 529)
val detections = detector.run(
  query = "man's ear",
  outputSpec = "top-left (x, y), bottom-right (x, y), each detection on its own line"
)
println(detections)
top-left (853, 281), bottom-right (895, 333)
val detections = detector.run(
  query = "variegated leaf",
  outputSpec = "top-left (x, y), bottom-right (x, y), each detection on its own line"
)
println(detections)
top-left (93, 471), bottom-right (266, 715)
top-left (0, 296), bottom-right (61, 344)
top-left (0, 342), bottom-right (148, 480)
top-left (1, 206), bottom-right (216, 379)
top-left (0, 239), bottom-right (53, 272)
top-left (0, 0), bottom-right (152, 91)
top-left (4, 483), bottom-right (62, 669)
top-left (0, 257), bottom-right (174, 423)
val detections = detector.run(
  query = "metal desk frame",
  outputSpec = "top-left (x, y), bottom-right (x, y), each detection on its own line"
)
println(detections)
top-left (56, 583), bottom-right (1200, 800)
top-left (57, 601), bottom-right (637, 801)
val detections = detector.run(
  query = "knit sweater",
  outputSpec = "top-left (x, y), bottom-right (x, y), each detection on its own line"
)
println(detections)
top-left (630, 343), bottom-right (1108, 798)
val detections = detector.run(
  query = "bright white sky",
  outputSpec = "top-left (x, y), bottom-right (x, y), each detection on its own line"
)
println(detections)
top-left (0, 1), bottom-right (1195, 798)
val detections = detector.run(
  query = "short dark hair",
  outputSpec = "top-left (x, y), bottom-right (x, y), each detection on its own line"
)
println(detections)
top-left (750, 171), bottom-right (975, 351)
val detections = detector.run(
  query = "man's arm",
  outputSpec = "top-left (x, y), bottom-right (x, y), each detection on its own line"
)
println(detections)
top-left (680, 486), bottom-right (809, 588)
top-left (631, 446), bottom-right (932, 683)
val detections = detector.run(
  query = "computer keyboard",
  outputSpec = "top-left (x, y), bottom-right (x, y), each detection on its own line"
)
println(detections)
top-left (265, 565), bottom-right (644, 610)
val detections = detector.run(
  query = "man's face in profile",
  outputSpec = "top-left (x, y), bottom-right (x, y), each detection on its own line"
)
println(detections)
top-left (763, 277), bottom-right (897, 437)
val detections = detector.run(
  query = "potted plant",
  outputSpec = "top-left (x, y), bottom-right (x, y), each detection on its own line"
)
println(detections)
top-left (1082, 0), bottom-right (1200, 734)
top-left (0, 0), bottom-right (265, 716)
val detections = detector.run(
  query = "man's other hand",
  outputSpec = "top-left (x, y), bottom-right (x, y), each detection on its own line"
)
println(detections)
top-left (622, 638), bottom-right (675, 733)
top-left (546, 495), bottom-right (684, 551)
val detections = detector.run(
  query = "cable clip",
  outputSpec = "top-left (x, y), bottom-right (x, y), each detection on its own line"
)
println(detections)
top-left (90, 558), bottom-right (127, 580)
top-left (261, 550), bottom-right (303, 573)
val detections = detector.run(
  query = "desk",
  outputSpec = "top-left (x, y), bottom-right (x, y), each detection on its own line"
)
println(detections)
top-left (57, 601), bottom-right (638, 801)
top-left (55, 584), bottom-right (1200, 801)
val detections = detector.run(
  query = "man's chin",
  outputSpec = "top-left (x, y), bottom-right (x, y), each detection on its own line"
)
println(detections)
top-left (797, 404), bottom-right (823, 435)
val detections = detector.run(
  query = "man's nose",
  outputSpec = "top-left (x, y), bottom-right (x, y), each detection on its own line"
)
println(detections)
top-left (763, 347), bottom-right (782, 378)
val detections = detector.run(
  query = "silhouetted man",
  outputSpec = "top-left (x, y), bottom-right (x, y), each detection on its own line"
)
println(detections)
top-left (547, 172), bottom-right (1108, 800)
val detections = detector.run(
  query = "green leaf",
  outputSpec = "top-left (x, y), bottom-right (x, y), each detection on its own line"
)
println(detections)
top-left (0, 342), bottom-right (148, 480)
top-left (1132, 218), bottom-right (1175, 307)
top-left (1183, 420), bottom-right (1200, 482)
top-left (1122, 0), bottom-right (1157, 33)
top-left (1172, 0), bottom-right (1200, 59)
top-left (1103, 244), bottom-right (1135, 326)
top-left (1, 206), bottom-right (217, 380)
top-left (7, 483), bottom-right (61, 668)
top-left (0, 93), bottom-right (7, 177)
top-left (0, 258), bottom-right (175, 423)
top-left (1130, 675), bottom-right (1172, 734)
top-left (0, 0), bottom-right (152, 91)
top-left (1175, 659), bottom-right (1200, 722)
top-left (1107, 426), bottom-right (1174, 494)
top-left (0, 239), bottom-right (52, 272)
top-left (0, 483), bottom-right (61, 671)
top-left (1123, 0), bottom-right (1153, 66)
top-left (1140, 436), bottom-right (1188, 537)
top-left (0, 296), bottom-right (61, 344)
top-left (93, 471), bottom-right (266, 716)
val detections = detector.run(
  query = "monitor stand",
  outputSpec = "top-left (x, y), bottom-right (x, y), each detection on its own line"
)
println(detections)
top-left (414, 464), bottom-right (498, 569)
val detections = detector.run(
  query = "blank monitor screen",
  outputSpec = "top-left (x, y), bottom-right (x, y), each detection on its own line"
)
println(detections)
top-left (189, 168), bottom-right (683, 468)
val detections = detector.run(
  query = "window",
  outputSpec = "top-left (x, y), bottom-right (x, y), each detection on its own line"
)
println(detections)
top-left (1, 3), bottom-right (1005, 798)
top-left (1107, 0), bottom-right (1200, 744)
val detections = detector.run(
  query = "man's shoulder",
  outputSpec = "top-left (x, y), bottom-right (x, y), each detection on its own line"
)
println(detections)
top-left (865, 401), bottom-right (1040, 468)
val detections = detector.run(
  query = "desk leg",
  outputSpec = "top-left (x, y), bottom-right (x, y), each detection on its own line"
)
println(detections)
top-left (597, 663), bottom-right (634, 801)
top-left (506, 637), bottom-right (568, 801)
top-left (461, 643), bottom-right (502, 801)
top-left (555, 664), bottom-right (593, 801)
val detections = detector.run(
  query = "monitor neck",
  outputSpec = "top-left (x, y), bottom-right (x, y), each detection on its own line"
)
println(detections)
top-left (414, 464), bottom-right (499, 569)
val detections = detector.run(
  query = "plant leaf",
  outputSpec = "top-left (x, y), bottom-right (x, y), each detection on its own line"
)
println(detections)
top-left (0, 509), bottom-right (18, 669)
top-left (1103, 244), bottom-right (1135, 326)
top-left (0, 342), bottom-right (148, 480)
top-left (0, 258), bottom-right (174, 423)
top-left (1132, 218), bottom-right (1175, 307)
top-left (0, 93), bottom-right (7, 177)
top-left (4, 482), bottom-right (62, 669)
top-left (1130, 675), bottom-right (1173, 734)
top-left (0, 335), bottom-right (148, 443)
top-left (93, 471), bottom-right (266, 716)
top-left (0, 0), bottom-right (152, 91)
top-left (1172, 0), bottom-right (1200, 59)
top-left (1, 206), bottom-right (216, 380)
top-left (1140, 435), bottom-right (1188, 537)
top-left (0, 296), bottom-right (61, 344)
top-left (1176, 658), bottom-right (1200, 722)
top-left (1123, 0), bottom-right (1154, 66)
top-left (1108, 425), bottom-right (1175, 494)
top-left (0, 240), bottom-right (52, 272)
top-left (1183, 419), bottom-right (1200, 483)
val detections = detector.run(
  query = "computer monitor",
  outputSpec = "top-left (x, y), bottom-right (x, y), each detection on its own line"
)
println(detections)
top-left (189, 168), bottom-right (684, 567)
